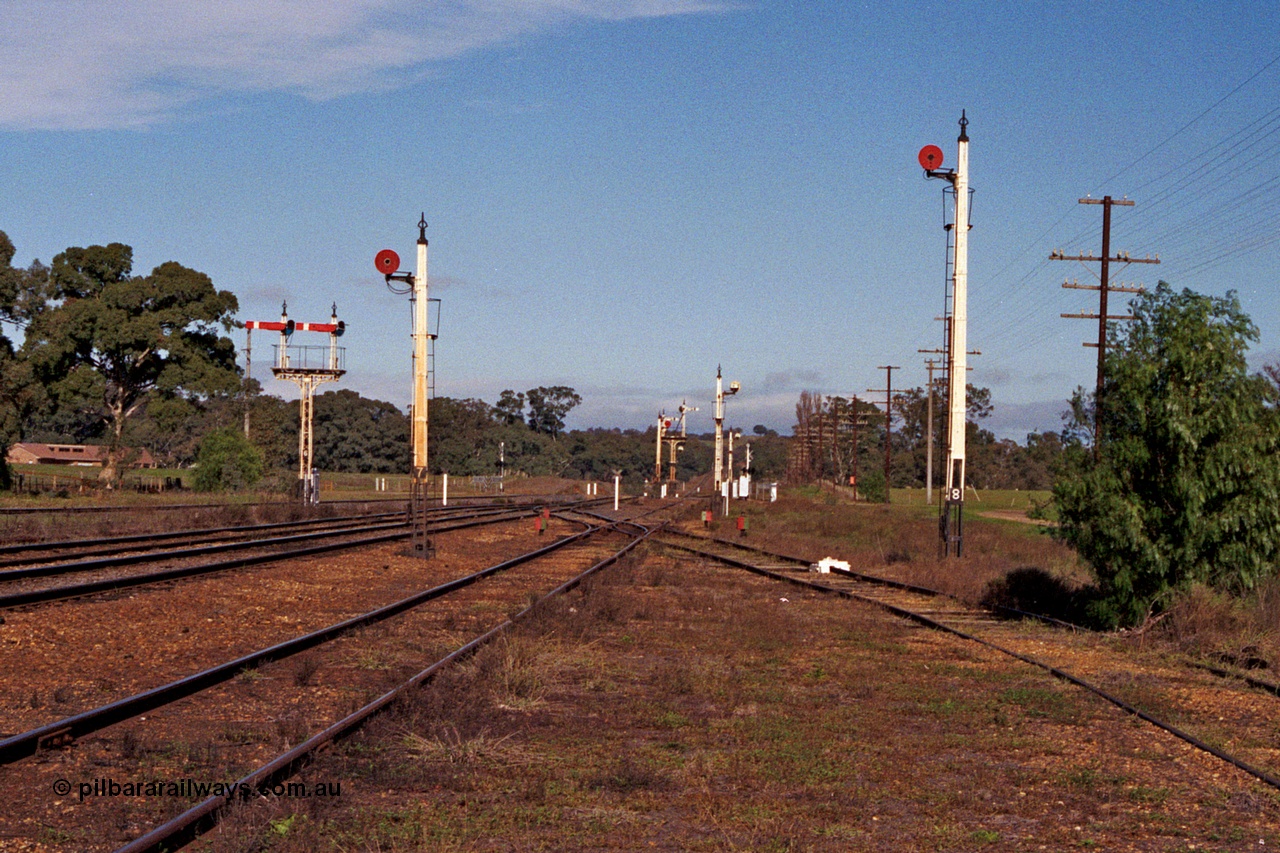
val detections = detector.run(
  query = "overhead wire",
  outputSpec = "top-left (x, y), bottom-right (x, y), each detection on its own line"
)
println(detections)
top-left (970, 49), bottom-right (1280, 364)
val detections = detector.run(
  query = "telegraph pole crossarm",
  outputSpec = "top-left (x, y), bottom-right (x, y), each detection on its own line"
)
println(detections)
top-left (866, 365), bottom-right (900, 505)
top-left (1050, 196), bottom-right (1159, 451)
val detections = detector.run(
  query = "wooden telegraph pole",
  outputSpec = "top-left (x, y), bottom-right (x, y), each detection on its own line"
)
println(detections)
top-left (1052, 197), bottom-right (1159, 450)
top-left (867, 365), bottom-right (900, 504)
top-left (923, 358), bottom-right (940, 505)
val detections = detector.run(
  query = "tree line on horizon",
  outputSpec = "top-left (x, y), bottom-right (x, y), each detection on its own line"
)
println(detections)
top-left (0, 232), bottom-right (793, 490)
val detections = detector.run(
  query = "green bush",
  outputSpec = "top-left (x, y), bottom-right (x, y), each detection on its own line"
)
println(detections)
top-left (1053, 284), bottom-right (1280, 627)
top-left (193, 428), bottom-right (265, 492)
top-left (857, 466), bottom-right (886, 504)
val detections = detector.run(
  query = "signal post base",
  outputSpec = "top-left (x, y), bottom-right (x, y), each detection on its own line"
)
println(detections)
top-left (408, 471), bottom-right (435, 559)
top-left (939, 498), bottom-right (964, 558)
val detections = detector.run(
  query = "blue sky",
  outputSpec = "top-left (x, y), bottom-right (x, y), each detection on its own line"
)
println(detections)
top-left (2, 1), bottom-right (1278, 440)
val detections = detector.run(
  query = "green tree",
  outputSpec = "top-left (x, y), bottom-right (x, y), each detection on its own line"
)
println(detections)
top-left (1053, 283), bottom-right (1280, 627)
top-left (493, 389), bottom-right (525, 425)
top-left (312, 389), bottom-right (410, 473)
top-left (22, 243), bottom-right (240, 483)
top-left (892, 383), bottom-right (995, 488)
top-left (233, 393), bottom-right (296, 472)
top-left (430, 397), bottom-right (500, 475)
top-left (193, 427), bottom-right (264, 492)
top-left (0, 231), bottom-right (56, 488)
top-left (525, 385), bottom-right (581, 439)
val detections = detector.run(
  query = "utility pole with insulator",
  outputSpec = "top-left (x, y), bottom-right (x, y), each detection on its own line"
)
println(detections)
top-left (1052, 196), bottom-right (1159, 451)
top-left (923, 357), bottom-right (940, 505)
top-left (867, 365), bottom-right (900, 504)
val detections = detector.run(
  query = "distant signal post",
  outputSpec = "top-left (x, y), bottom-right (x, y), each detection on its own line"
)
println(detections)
top-left (713, 367), bottom-right (740, 515)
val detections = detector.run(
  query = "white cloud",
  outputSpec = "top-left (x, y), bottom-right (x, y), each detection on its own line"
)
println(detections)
top-left (1, 0), bottom-right (732, 130)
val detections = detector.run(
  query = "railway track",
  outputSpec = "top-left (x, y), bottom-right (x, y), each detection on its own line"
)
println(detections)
top-left (0, 498), bottom-right (409, 516)
top-left (0, 517), bottom-right (627, 764)
top-left (657, 529), bottom-right (1280, 792)
top-left (0, 499), bottom-right (612, 609)
top-left (0, 502), bottom-right (680, 852)
top-left (0, 510), bottom-right (408, 566)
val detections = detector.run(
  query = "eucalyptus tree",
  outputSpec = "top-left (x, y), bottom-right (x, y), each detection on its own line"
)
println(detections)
top-left (22, 242), bottom-right (240, 483)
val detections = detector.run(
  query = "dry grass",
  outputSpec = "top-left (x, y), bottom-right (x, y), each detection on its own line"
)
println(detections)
top-left (738, 491), bottom-right (1280, 671)
top-left (1156, 580), bottom-right (1280, 672)
top-left (722, 492), bottom-right (1089, 608)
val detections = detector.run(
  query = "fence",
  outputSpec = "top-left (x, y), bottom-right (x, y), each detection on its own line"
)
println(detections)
top-left (11, 471), bottom-right (185, 495)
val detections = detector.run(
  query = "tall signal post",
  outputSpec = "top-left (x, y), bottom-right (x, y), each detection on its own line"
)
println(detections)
top-left (919, 112), bottom-right (972, 556)
top-left (376, 215), bottom-right (437, 557)
top-left (712, 366), bottom-right (740, 494)
top-left (1051, 197), bottom-right (1158, 450)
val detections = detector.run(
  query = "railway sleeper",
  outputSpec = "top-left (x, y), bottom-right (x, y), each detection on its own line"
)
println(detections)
top-left (36, 726), bottom-right (73, 751)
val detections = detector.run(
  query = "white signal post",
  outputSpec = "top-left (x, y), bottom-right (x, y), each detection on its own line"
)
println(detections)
top-left (920, 112), bottom-right (972, 556)
top-left (713, 366), bottom-right (740, 515)
top-left (948, 115), bottom-right (970, 506)
top-left (727, 429), bottom-right (742, 496)
top-left (412, 220), bottom-right (430, 474)
top-left (665, 401), bottom-right (696, 483)
top-left (654, 413), bottom-right (668, 485)
top-left (376, 215), bottom-right (436, 558)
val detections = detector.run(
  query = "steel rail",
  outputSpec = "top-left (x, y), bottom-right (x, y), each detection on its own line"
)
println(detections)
top-left (113, 520), bottom-right (662, 853)
top-left (0, 492), bottom-right (607, 516)
top-left (0, 519), bottom-right (409, 584)
top-left (677, 530), bottom-right (1280, 719)
top-left (0, 510), bottom-right (407, 558)
top-left (0, 517), bottom-right (619, 764)
top-left (0, 502), bottom-right (524, 573)
top-left (0, 499), bottom-right (398, 516)
top-left (1, 498), bottom-right (564, 559)
top-left (0, 508), bottom-right (531, 609)
top-left (661, 535), bottom-right (1280, 793)
top-left (0, 504), bottom-right (527, 584)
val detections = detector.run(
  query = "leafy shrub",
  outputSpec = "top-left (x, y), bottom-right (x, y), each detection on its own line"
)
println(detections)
top-left (193, 428), bottom-right (264, 492)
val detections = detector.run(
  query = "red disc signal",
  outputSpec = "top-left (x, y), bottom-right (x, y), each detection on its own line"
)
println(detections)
top-left (375, 249), bottom-right (400, 275)
top-left (918, 144), bottom-right (944, 170)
